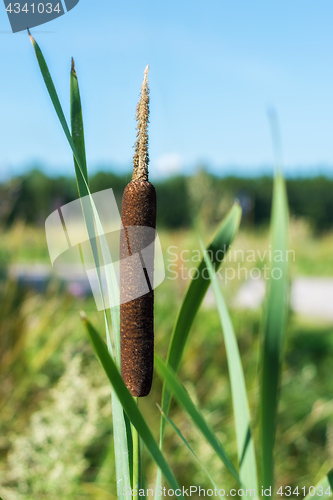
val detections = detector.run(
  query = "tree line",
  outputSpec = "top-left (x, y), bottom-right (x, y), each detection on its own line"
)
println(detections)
top-left (1, 168), bottom-right (333, 231)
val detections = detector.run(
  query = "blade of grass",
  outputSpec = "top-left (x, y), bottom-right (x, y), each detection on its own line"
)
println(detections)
top-left (155, 355), bottom-right (240, 485)
top-left (30, 33), bottom-right (121, 355)
top-left (82, 314), bottom-right (184, 498)
top-left (124, 411), bottom-right (134, 489)
top-left (69, 55), bottom-right (130, 496)
top-left (68, 58), bottom-right (120, 355)
top-left (70, 66), bottom-right (128, 499)
top-left (160, 203), bottom-right (242, 433)
top-left (109, 386), bottom-right (132, 498)
top-left (30, 32), bottom-right (102, 299)
top-left (29, 33), bottom-right (130, 498)
top-left (70, 58), bottom-right (88, 182)
top-left (157, 404), bottom-right (225, 499)
top-left (29, 31), bottom-right (105, 315)
top-left (156, 203), bottom-right (241, 493)
top-left (303, 470), bottom-right (333, 499)
top-left (29, 30), bottom-right (88, 198)
top-left (260, 171), bottom-right (289, 493)
top-left (198, 235), bottom-right (258, 496)
top-left (69, 55), bottom-right (128, 498)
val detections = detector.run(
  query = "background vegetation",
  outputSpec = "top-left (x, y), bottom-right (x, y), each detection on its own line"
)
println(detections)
top-left (3, 167), bottom-right (333, 231)
top-left (0, 168), bottom-right (333, 498)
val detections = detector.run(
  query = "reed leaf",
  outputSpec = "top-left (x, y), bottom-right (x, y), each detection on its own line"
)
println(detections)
top-left (28, 31), bottom-right (87, 198)
top-left (155, 355), bottom-right (240, 484)
top-left (29, 33), bottom-right (130, 498)
top-left (198, 235), bottom-right (258, 495)
top-left (155, 203), bottom-right (241, 493)
top-left (157, 404), bottom-right (225, 499)
top-left (160, 203), bottom-right (242, 432)
top-left (70, 58), bottom-right (88, 183)
top-left (82, 315), bottom-right (184, 497)
top-left (260, 171), bottom-right (289, 492)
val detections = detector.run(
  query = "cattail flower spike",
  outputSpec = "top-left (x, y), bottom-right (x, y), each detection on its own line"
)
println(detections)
top-left (120, 65), bottom-right (156, 397)
top-left (133, 65), bottom-right (149, 182)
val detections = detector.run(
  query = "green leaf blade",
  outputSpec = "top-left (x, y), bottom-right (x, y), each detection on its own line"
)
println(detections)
top-left (70, 58), bottom-right (88, 183)
top-left (260, 172), bottom-right (289, 492)
top-left (83, 316), bottom-right (184, 498)
top-left (198, 236), bottom-right (258, 495)
top-left (155, 355), bottom-right (240, 485)
top-left (29, 31), bottom-right (88, 199)
top-left (68, 59), bottom-right (126, 497)
top-left (29, 33), bottom-right (128, 498)
top-left (166, 203), bottom-right (242, 374)
top-left (156, 203), bottom-right (241, 495)
top-left (157, 404), bottom-right (225, 499)
top-left (160, 203), bottom-right (242, 428)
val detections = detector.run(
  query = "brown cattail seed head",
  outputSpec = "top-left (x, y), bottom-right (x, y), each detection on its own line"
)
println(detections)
top-left (120, 66), bottom-right (156, 397)
top-left (120, 180), bottom-right (156, 397)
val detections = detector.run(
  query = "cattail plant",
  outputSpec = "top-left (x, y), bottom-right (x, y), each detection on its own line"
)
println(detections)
top-left (32, 35), bottom-right (330, 500)
top-left (120, 65), bottom-right (157, 397)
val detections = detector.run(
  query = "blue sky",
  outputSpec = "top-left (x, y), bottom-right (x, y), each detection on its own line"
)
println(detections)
top-left (1, 0), bottom-right (333, 179)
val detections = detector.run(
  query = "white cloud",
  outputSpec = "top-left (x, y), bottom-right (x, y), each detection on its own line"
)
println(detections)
top-left (152, 153), bottom-right (182, 177)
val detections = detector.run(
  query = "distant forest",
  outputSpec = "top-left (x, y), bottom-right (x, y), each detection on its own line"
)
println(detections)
top-left (1, 168), bottom-right (333, 231)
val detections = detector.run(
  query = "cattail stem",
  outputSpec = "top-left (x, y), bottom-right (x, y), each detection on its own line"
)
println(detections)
top-left (132, 399), bottom-right (140, 496)
top-left (120, 66), bottom-right (156, 397)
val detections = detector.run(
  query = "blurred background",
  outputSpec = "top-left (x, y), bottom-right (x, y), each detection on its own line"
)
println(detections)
top-left (1, 1), bottom-right (333, 498)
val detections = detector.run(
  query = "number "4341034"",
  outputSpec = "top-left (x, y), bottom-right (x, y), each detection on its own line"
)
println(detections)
top-left (6, 3), bottom-right (61, 14)
top-left (277, 485), bottom-right (332, 496)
